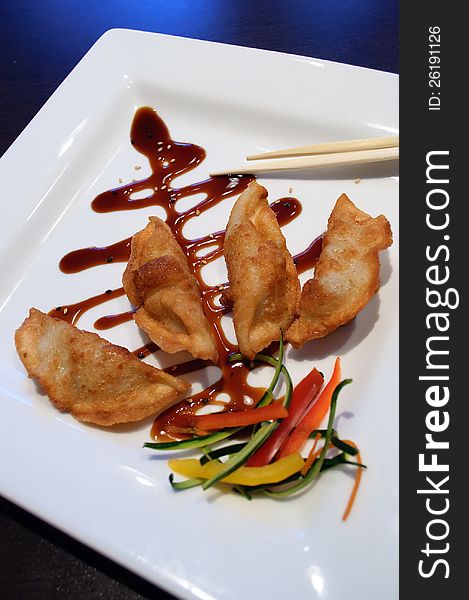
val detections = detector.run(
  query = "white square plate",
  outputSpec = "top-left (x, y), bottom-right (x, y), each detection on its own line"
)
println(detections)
top-left (0, 30), bottom-right (398, 600)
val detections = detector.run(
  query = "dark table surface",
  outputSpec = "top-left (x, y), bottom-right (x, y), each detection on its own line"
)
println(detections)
top-left (0, 1), bottom-right (398, 598)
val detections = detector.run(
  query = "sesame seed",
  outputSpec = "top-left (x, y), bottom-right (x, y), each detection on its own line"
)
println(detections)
top-left (288, 187), bottom-right (293, 193)
top-left (195, 209), bottom-right (200, 216)
top-left (158, 147), bottom-right (163, 152)
top-left (63, 308), bottom-right (69, 315)
top-left (355, 178), bottom-right (361, 184)
top-left (171, 365), bottom-right (177, 371)
top-left (161, 185), bottom-right (167, 190)
top-left (138, 352), bottom-right (145, 359)
top-left (154, 186), bottom-right (159, 191)
top-left (135, 165), bottom-right (141, 170)
top-left (157, 141), bottom-right (163, 145)
top-left (167, 144), bottom-right (172, 150)
top-left (209, 233), bottom-right (214, 239)
top-left (118, 177), bottom-right (123, 183)
top-left (170, 158), bottom-right (176, 163)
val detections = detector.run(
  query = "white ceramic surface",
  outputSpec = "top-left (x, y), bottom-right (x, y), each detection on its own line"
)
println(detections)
top-left (0, 30), bottom-right (398, 600)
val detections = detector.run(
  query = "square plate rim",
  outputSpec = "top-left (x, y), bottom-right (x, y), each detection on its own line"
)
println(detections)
top-left (0, 28), bottom-right (399, 600)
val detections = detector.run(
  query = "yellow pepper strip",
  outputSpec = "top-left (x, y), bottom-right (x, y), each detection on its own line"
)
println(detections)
top-left (168, 452), bottom-right (304, 486)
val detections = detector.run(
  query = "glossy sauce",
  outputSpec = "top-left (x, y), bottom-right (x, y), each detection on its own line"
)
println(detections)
top-left (52, 107), bottom-right (324, 441)
top-left (294, 234), bottom-right (323, 275)
top-left (49, 287), bottom-right (126, 324)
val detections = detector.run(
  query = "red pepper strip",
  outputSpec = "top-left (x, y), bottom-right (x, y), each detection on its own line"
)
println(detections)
top-left (246, 367), bottom-right (324, 467)
top-left (277, 357), bottom-right (341, 459)
top-left (173, 402), bottom-right (288, 431)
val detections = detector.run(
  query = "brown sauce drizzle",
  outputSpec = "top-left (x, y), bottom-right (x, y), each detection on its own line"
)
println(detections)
top-left (49, 287), bottom-right (126, 324)
top-left (294, 234), bottom-right (323, 275)
top-left (163, 358), bottom-right (211, 378)
top-left (60, 239), bottom-right (131, 274)
top-left (52, 106), bottom-right (324, 442)
top-left (132, 342), bottom-right (160, 360)
top-left (94, 310), bottom-right (135, 331)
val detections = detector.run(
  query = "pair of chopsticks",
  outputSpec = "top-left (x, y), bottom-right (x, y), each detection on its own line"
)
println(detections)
top-left (209, 135), bottom-right (399, 176)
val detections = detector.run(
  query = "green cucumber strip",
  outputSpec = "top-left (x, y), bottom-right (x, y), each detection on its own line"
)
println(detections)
top-left (252, 454), bottom-right (364, 495)
top-left (309, 428), bottom-right (337, 438)
top-left (254, 333), bottom-right (284, 406)
top-left (331, 436), bottom-right (359, 456)
top-left (321, 453), bottom-right (367, 471)
top-left (256, 354), bottom-right (293, 408)
top-left (229, 353), bottom-right (293, 410)
top-left (143, 427), bottom-right (242, 451)
top-left (200, 446), bottom-right (213, 461)
top-left (169, 473), bottom-right (204, 490)
top-left (232, 486), bottom-right (253, 500)
top-left (226, 359), bottom-right (281, 408)
top-left (199, 443), bottom-right (247, 465)
top-left (234, 453), bottom-right (366, 495)
top-left (236, 472), bottom-right (302, 494)
top-left (228, 333), bottom-right (285, 407)
top-left (202, 421), bottom-right (278, 490)
top-left (263, 379), bottom-right (353, 498)
top-left (308, 430), bottom-right (358, 455)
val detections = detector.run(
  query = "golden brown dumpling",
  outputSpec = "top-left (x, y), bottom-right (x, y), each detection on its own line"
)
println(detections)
top-left (123, 217), bottom-right (218, 362)
top-left (286, 194), bottom-right (392, 347)
top-left (15, 309), bottom-right (190, 426)
top-left (224, 181), bottom-right (300, 360)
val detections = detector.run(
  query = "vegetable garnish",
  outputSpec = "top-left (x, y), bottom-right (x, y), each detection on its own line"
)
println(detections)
top-left (169, 473), bottom-right (204, 490)
top-left (172, 401), bottom-right (288, 432)
top-left (169, 453), bottom-right (304, 486)
top-left (301, 432), bottom-right (322, 476)
top-left (246, 366), bottom-right (324, 467)
top-left (199, 442), bottom-right (247, 465)
top-left (254, 333), bottom-right (284, 407)
top-left (144, 428), bottom-right (243, 451)
top-left (144, 337), bottom-right (286, 452)
top-left (263, 379), bottom-right (353, 498)
top-left (339, 440), bottom-right (364, 522)
top-left (201, 421), bottom-right (281, 490)
top-left (277, 356), bottom-right (341, 459)
top-left (145, 351), bottom-right (365, 521)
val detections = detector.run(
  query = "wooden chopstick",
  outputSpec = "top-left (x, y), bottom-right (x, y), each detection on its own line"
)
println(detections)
top-left (247, 135), bottom-right (399, 161)
top-left (209, 146), bottom-right (399, 177)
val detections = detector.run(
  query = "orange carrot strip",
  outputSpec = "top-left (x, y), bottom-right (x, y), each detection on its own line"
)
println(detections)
top-left (175, 402), bottom-right (288, 431)
top-left (301, 433), bottom-right (322, 476)
top-left (341, 440), bottom-right (363, 521)
top-left (278, 357), bottom-right (341, 458)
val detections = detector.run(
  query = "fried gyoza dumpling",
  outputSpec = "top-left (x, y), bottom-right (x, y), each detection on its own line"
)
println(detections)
top-left (15, 309), bottom-right (190, 426)
top-left (286, 194), bottom-right (392, 347)
top-left (122, 217), bottom-right (218, 362)
top-left (224, 181), bottom-right (300, 360)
